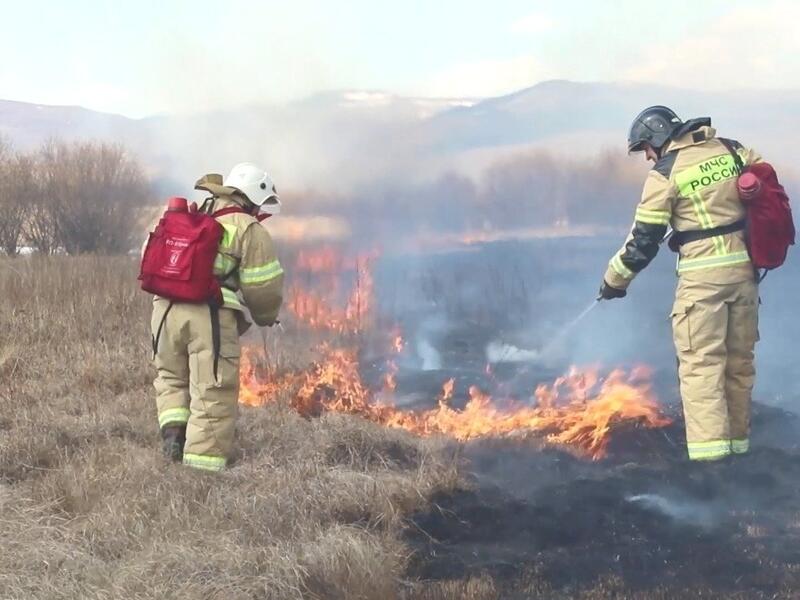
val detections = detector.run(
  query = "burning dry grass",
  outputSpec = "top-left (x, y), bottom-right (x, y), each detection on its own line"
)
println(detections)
top-left (238, 247), bottom-right (671, 463)
top-left (240, 345), bottom-right (669, 461)
top-left (0, 256), bottom-right (459, 599)
top-left (5, 254), bottom-right (789, 599)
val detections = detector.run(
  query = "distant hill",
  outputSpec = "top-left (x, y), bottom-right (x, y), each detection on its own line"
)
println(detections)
top-left (1, 81), bottom-right (798, 192)
top-left (0, 99), bottom-right (140, 148)
top-left (423, 80), bottom-right (800, 161)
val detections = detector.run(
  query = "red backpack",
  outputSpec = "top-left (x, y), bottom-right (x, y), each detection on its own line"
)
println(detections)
top-left (139, 197), bottom-right (244, 305)
top-left (720, 139), bottom-right (795, 276)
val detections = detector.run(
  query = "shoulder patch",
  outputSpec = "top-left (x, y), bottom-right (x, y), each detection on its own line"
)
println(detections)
top-left (652, 151), bottom-right (678, 178)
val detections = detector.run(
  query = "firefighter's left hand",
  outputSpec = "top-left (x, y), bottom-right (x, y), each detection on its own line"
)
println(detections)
top-left (598, 281), bottom-right (627, 300)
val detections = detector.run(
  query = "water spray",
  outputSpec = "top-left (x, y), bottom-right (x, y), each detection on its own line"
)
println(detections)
top-left (489, 226), bottom-right (673, 369)
top-left (487, 299), bottom-right (599, 367)
top-left (532, 226), bottom-right (673, 358)
top-left (536, 299), bottom-right (600, 357)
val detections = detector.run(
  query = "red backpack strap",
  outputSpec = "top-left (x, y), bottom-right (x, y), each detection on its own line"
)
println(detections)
top-left (212, 206), bottom-right (249, 219)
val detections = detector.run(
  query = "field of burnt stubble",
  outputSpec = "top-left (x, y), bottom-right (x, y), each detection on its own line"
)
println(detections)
top-left (3, 251), bottom-right (800, 599)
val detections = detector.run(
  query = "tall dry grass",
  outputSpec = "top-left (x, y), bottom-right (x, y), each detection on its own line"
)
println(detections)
top-left (0, 256), bottom-right (460, 599)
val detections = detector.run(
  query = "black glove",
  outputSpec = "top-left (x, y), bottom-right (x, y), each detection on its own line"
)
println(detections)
top-left (598, 281), bottom-right (627, 300)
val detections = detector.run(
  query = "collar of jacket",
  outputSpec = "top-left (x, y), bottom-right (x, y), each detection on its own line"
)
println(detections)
top-left (665, 124), bottom-right (717, 153)
top-left (194, 173), bottom-right (251, 211)
top-left (195, 173), bottom-right (236, 196)
top-left (210, 193), bottom-right (249, 211)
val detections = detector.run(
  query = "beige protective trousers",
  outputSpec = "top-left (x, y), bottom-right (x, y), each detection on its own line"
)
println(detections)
top-left (670, 277), bottom-right (759, 461)
top-left (151, 299), bottom-right (241, 471)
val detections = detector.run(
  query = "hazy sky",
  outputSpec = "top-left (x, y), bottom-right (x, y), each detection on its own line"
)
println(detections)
top-left (1, 0), bottom-right (797, 117)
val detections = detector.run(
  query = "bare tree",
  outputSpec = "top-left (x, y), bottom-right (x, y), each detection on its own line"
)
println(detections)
top-left (0, 153), bottom-right (38, 256)
top-left (36, 141), bottom-right (150, 255)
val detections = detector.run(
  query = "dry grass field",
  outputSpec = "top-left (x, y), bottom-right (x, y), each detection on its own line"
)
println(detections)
top-left (4, 255), bottom-right (800, 600)
top-left (0, 256), bottom-right (462, 600)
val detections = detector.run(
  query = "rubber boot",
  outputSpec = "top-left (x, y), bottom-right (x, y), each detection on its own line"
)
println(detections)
top-left (161, 424), bottom-right (187, 462)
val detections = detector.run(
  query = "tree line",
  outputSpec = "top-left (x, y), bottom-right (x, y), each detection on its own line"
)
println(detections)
top-left (0, 138), bottom-right (150, 256)
top-left (343, 149), bottom-right (647, 239)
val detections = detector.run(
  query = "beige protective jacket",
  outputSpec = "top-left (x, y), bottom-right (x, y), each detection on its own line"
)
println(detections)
top-left (195, 174), bottom-right (284, 329)
top-left (605, 121), bottom-right (761, 289)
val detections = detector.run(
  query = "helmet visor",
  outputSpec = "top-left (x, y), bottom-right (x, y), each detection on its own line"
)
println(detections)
top-left (627, 139), bottom-right (649, 154)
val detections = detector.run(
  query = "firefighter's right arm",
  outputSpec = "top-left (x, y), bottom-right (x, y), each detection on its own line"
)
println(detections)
top-left (603, 169), bottom-right (674, 291)
top-left (238, 222), bottom-right (284, 326)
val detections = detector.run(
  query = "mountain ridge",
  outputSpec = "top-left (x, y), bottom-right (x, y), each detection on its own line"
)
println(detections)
top-left (1, 80), bottom-right (797, 189)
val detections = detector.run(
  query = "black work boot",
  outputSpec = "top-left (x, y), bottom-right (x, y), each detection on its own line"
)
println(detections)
top-left (161, 424), bottom-right (187, 462)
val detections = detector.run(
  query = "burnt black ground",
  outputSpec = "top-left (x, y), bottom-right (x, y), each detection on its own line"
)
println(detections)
top-left (405, 403), bottom-right (800, 597)
top-left (369, 236), bottom-right (800, 596)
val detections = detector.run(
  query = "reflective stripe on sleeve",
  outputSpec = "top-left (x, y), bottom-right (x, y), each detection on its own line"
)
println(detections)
top-left (687, 440), bottom-right (732, 461)
top-left (677, 251), bottom-right (750, 274)
top-left (635, 208), bottom-right (671, 226)
top-left (611, 254), bottom-right (633, 279)
top-left (183, 453), bottom-right (226, 472)
top-left (221, 287), bottom-right (244, 310)
top-left (158, 407), bottom-right (190, 428)
top-left (240, 260), bottom-right (284, 285)
top-left (213, 253), bottom-right (237, 277)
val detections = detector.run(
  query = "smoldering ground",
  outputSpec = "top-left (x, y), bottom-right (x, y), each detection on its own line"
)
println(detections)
top-left (347, 226), bottom-right (800, 597)
top-left (406, 423), bottom-right (800, 598)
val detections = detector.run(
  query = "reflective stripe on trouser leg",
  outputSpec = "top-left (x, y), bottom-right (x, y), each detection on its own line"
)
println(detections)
top-left (672, 280), bottom-right (732, 459)
top-left (151, 300), bottom-right (191, 431)
top-left (158, 407), bottom-right (190, 428)
top-left (687, 440), bottom-right (732, 461)
top-left (183, 453), bottom-right (226, 471)
top-left (724, 278), bottom-right (758, 445)
top-left (731, 439), bottom-right (749, 454)
top-left (184, 307), bottom-right (241, 469)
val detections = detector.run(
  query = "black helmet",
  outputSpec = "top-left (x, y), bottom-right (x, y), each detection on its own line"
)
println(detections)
top-left (627, 106), bottom-right (682, 153)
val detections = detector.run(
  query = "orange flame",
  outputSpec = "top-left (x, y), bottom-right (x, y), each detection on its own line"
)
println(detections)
top-left (245, 245), bottom-right (670, 459)
top-left (238, 349), bottom-right (302, 408)
top-left (239, 346), bottom-right (670, 460)
top-left (286, 247), bottom-right (375, 333)
top-left (382, 361), bottom-right (399, 393)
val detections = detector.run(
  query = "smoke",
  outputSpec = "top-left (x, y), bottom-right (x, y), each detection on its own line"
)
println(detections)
top-left (626, 493), bottom-right (718, 528)
top-left (485, 341), bottom-right (540, 364)
top-left (410, 314), bottom-right (448, 371)
top-left (416, 337), bottom-right (442, 371)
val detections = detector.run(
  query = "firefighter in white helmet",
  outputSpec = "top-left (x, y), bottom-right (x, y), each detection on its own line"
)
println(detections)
top-left (152, 163), bottom-right (284, 471)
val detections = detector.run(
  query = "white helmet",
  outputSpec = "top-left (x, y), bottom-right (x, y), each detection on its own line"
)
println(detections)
top-left (223, 162), bottom-right (281, 214)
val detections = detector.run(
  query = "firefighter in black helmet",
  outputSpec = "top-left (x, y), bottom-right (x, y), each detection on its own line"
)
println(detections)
top-left (626, 105), bottom-right (684, 156)
top-left (600, 104), bottom-right (762, 462)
